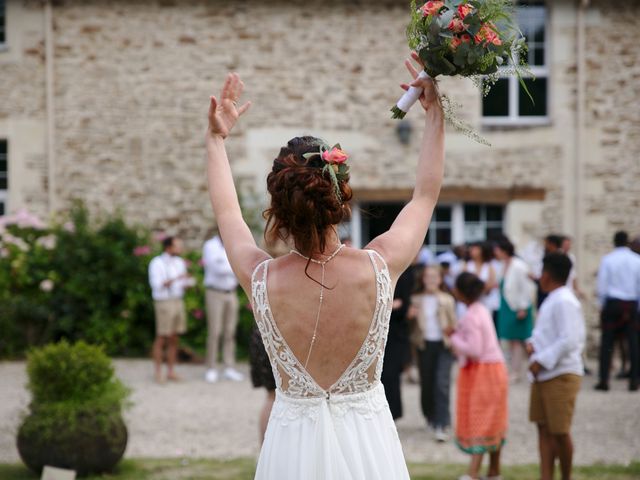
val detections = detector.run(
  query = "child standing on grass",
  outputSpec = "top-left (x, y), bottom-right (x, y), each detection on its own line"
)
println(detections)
top-left (447, 272), bottom-right (508, 480)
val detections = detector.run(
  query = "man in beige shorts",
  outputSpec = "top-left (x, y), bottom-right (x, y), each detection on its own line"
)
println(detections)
top-left (149, 236), bottom-right (194, 383)
top-left (527, 253), bottom-right (585, 480)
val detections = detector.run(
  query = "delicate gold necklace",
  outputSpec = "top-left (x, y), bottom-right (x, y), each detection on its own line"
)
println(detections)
top-left (290, 243), bottom-right (345, 369)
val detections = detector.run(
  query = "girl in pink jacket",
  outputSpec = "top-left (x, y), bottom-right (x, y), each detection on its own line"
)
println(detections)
top-left (447, 272), bottom-right (508, 480)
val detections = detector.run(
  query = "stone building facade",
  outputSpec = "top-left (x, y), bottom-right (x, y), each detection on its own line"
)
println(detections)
top-left (1, 0), bottom-right (640, 328)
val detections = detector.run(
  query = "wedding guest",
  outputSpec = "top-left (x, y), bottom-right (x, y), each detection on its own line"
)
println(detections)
top-left (561, 236), bottom-right (584, 299)
top-left (203, 233), bottom-right (244, 382)
top-left (561, 235), bottom-right (590, 375)
top-left (448, 272), bottom-right (508, 480)
top-left (382, 256), bottom-right (418, 419)
top-left (436, 245), bottom-right (464, 291)
top-left (409, 265), bottom-right (456, 442)
top-left (630, 235), bottom-right (640, 255)
top-left (249, 324), bottom-right (276, 444)
top-left (340, 235), bottom-right (353, 248)
top-left (595, 231), bottom-right (640, 392)
top-left (494, 237), bottom-right (536, 382)
top-left (536, 234), bottom-right (564, 307)
top-left (148, 236), bottom-right (194, 383)
top-left (526, 253), bottom-right (585, 480)
top-left (462, 242), bottom-right (499, 321)
top-left (418, 244), bottom-right (435, 266)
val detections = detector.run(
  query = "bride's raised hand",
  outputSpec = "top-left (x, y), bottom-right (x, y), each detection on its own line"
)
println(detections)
top-left (207, 73), bottom-right (251, 139)
top-left (400, 52), bottom-right (440, 113)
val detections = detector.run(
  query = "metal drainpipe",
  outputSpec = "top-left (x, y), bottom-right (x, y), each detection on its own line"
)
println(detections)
top-left (575, 0), bottom-right (589, 290)
top-left (45, 0), bottom-right (56, 213)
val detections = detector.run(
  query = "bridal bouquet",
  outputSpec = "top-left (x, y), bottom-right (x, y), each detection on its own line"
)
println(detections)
top-left (392, 0), bottom-right (532, 144)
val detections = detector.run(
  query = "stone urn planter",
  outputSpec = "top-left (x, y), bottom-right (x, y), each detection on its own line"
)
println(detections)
top-left (16, 341), bottom-right (130, 477)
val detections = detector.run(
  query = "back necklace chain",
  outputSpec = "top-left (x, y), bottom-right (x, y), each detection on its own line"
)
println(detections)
top-left (289, 243), bottom-right (345, 369)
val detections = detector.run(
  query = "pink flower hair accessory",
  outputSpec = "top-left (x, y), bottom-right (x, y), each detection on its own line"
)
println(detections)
top-left (302, 142), bottom-right (350, 202)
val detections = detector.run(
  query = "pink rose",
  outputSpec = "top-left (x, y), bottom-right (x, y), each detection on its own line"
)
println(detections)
top-left (133, 245), bottom-right (151, 256)
top-left (152, 231), bottom-right (167, 242)
top-left (322, 147), bottom-right (349, 164)
top-left (450, 37), bottom-right (463, 50)
top-left (476, 24), bottom-right (502, 46)
top-left (421, 1), bottom-right (444, 17)
top-left (460, 33), bottom-right (472, 43)
top-left (192, 309), bottom-right (204, 320)
top-left (457, 3), bottom-right (473, 20)
top-left (448, 17), bottom-right (466, 33)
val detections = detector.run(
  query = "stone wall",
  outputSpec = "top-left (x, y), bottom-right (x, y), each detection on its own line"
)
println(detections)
top-left (583, 0), bottom-right (640, 272)
top-left (48, 0), bottom-right (565, 241)
top-left (0, 1), bottom-right (49, 216)
top-left (3, 0), bottom-right (640, 327)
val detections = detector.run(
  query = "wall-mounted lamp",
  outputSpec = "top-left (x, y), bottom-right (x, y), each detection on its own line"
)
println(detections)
top-left (395, 120), bottom-right (412, 145)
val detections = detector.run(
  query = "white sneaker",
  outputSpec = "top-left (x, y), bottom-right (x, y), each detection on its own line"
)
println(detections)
top-left (205, 369), bottom-right (219, 383)
top-left (223, 367), bottom-right (244, 382)
top-left (434, 427), bottom-right (449, 442)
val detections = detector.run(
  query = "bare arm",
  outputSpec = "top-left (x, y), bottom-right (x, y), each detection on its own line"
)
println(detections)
top-left (206, 73), bottom-right (270, 293)
top-left (367, 54), bottom-right (445, 279)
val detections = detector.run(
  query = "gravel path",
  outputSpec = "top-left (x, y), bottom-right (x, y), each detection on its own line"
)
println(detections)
top-left (1, 359), bottom-right (638, 466)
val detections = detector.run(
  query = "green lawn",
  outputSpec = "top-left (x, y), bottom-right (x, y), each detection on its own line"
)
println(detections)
top-left (1, 459), bottom-right (639, 479)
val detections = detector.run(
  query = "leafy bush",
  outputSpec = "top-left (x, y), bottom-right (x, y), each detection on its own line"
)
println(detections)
top-left (26, 340), bottom-right (129, 407)
top-left (0, 203), bottom-right (254, 359)
top-left (18, 341), bottom-right (129, 475)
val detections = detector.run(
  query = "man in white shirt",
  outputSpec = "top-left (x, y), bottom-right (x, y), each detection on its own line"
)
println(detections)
top-left (526, 253), bottom-right (585, 480)
top-left (561, 236), bottom-right (584, 299)
top-left (149, 236), bottom-right (194, 383)
top-left (202, 234), bottom-right (243, 383)
top-left (595, 231), bottom-right (640, 392)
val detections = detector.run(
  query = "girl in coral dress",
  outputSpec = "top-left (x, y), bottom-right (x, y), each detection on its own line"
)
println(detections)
top-left (447, 272), bottom-right (508, 480)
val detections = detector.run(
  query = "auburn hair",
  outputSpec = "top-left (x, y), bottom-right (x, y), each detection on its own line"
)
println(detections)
top-left (263, 136), bottom-right (352, 258)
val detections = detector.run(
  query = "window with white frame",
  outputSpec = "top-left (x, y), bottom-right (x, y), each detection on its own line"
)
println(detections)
top-left (357, 202), bottom-right (504, 254)
top-left (424, 205), bottom-right (454, 254)
top-left (0, 0), bottom-right (5, 46)
top-left (482, 0), bottom-right (548, 125)
top-left (0, 140), bottom-right (7, 216)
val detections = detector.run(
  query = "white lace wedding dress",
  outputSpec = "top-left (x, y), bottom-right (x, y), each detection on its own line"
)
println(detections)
top-left (251, 250), bottom-right (410, 480)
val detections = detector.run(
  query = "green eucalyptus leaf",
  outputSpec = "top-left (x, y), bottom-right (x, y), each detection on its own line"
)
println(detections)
top-left (466, 22), bottom-right (481, 35)
top-left (441, 57), bottom-right (457, 73)
top-left (429, 19), bottom-right (441, 37)
top-left (439, 9), bottom-right (455, 27)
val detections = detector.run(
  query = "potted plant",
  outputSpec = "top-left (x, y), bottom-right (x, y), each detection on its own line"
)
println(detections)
top-left (17, 341), bottom-right (130, 476)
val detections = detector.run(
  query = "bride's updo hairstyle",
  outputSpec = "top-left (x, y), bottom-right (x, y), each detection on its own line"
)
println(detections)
top-left (264, 136), bottom-right (352, 258)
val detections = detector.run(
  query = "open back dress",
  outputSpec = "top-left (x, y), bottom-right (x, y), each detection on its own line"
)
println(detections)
top-left (250, 249), bottom-right (410, 480)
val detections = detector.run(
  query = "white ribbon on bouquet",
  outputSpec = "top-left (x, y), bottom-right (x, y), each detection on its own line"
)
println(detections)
top-left (393, 70), bottom-right (431, 118)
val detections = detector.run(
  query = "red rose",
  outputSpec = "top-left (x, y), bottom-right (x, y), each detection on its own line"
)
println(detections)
top-left (457, 3), bottom-right (473, 20)
top-left (448, 17), bottom-right (466, 33)
top-left (422, 0), bottom-right (444, 17)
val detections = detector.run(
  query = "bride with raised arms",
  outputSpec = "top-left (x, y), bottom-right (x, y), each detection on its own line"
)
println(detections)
top-left (205, 53), bottom-right (444, 479)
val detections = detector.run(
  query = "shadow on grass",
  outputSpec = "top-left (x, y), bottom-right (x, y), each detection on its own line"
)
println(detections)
top-left (1, 459), bottom-right (639, 479)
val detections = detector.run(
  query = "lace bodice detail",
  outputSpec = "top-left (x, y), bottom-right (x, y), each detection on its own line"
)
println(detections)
top-left (251, 250), bottom-right (393, 399)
